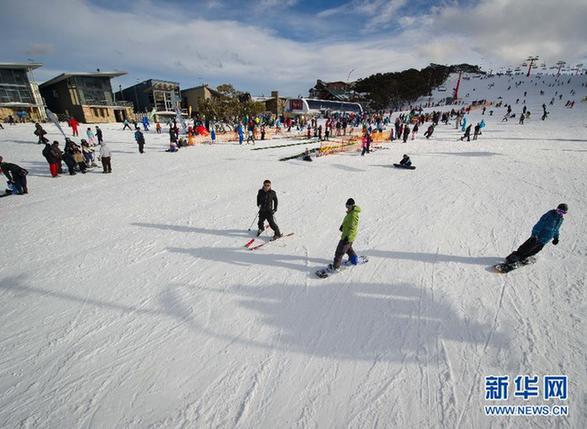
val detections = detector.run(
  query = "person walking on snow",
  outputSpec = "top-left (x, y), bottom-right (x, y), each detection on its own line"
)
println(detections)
top-left (329, 198), bottom-right (361, 272)
top-left (504, 204), bottom-right (567, 264)
top-left (99, 141), bottom-right (112, 173)
top-left (68, 117), bottom-right (79, 136)
top-left (402, 125), bottom-right (410, 143)
top-left (95, 125), bottom-right (103, 144)
top-left (86, 127), bottom-right (96, 145)
top-left (123, 119), bottom-right (132, 130)
top-left (135, 128), bottom-right (145, 153)
top-left (256, 179), bottom-right (282, 239)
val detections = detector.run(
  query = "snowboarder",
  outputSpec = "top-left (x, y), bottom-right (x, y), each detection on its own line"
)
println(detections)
top-left (504, 204), bottom-right (567, 265)
top-left (329, 198), bottom-right (361, 272)
top-left (460, 124), bottom-right (472, 141)
top-left (134, 128), bottom-right (145, 153)
top-left (99, 141), bottom-right (112, 173)
top-left (256, 179), bottom-right (282, 239)
top-left (399, 154), bottom-right (412, 167)
top-left (0, 156), bottom-right (28, 194)
top-left (473, 123), bottom-right (481, 140)
top-left (424, 124), bottom-right (434, 139)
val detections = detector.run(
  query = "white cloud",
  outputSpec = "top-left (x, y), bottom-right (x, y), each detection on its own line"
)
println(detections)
top-left (0, 0), bottom-right (585, 96)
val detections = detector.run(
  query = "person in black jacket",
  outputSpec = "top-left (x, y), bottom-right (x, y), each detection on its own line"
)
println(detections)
top-left (0, 156), bottom-right (28, 194)
top-left (256, 179), bottom-right (282, 239)
top-left (42, 141), bottom-right (62, 177)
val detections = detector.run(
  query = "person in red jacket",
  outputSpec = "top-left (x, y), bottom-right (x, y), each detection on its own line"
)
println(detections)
top-left (68, 117), bottom-right (79, 136)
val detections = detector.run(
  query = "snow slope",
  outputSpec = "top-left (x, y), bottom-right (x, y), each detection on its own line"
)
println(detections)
top-left (0, 74), bottom-right (586, 428)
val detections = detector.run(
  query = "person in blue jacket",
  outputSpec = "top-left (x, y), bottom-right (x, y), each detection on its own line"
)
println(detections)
top-left (505, 204), bottom-right (567, 264)
top-left (237, 123), bottom-right (244, 145)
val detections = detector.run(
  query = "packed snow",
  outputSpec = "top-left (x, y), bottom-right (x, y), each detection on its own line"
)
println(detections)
top-left (0, 73), bottom-right (586, 428)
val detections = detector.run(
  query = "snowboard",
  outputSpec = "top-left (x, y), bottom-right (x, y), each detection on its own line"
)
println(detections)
top-left (315, 256), bottom-right (369, 278)
top-left (393, 164), bottom-right (416, 170)
top-left (492, 256), bottom-right (536, 273)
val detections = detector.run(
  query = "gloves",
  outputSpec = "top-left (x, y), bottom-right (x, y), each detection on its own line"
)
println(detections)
top-left (339, 225), bottom-right (343, 232)
top-left (552, 238), bottom-right (559, 245)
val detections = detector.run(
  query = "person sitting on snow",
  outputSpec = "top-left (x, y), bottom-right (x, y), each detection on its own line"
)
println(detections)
top-left (399, 154), bottom-right (412, 167)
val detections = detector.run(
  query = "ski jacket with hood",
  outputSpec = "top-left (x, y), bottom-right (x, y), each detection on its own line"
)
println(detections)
top-left (532, 210), bottom-right (563, 245)
top-left (341, 205), bottom-right (361, 243)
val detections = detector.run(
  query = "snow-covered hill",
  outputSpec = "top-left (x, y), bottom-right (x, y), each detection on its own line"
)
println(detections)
top-left (0, 73), bottom-right (585, 428)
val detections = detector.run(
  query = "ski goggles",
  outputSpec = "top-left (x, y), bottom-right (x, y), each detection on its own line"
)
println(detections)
top-left (556, 208), bottom-right (567, 215)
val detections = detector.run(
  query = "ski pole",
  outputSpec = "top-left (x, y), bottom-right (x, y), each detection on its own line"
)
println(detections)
top-left (247, 212), bottom-right (259, 231)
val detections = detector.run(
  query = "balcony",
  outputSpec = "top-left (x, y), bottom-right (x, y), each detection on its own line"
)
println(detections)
top-left (84, 99), bottom-right (134, 108)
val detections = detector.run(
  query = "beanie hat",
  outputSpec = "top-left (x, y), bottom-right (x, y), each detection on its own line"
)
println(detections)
top-left (557, 203), bottom-right (568, 212)
top-left (346, 198), bottom-right (355, 206)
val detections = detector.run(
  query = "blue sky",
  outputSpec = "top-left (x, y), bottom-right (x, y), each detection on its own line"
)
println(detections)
top-left (1, 0), bottom-right (586, 96)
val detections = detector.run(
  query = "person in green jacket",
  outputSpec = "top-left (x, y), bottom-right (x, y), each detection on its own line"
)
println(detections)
top-left (330, 198), bottom-right (361, 271)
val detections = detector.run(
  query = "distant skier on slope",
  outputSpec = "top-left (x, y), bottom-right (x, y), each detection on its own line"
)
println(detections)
top-left (328, 198), bottom-right (361, 272)
top-left (504, 204), bottom-right (567, 265)
top-left (257, 179), bottom-right (282, 240)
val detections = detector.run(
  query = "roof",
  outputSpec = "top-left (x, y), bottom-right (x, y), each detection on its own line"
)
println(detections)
top-left (181, 85), bottom-right (223, 97)
top-left (40, 71), bottom-right (127, 88)
top-left (122, 79), bottom-right (180, 91)
top-left (0, 62), bottom-right (43, 71)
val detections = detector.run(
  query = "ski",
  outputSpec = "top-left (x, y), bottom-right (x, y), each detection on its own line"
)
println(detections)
top-left (249, 233), bottom-right (294, 250)
top-left (244, 225), bottom-right (270, 248)
top-left (315, 256), bottom-right (369, 278)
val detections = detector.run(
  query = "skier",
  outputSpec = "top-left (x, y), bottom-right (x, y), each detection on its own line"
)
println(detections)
top-left (504, 204), bottom-right (567, 265)
top-left (519, 113), bottom-right (525, 125)
top-left (123, 119), bottom-right (132, 130)
top-left (411, 123), bottom-right (418, 140)
top-left (0, 156), bottom-right (28, 194)
top-left (256, 180), bottom-right (282, 239)
top-left (134, 128), bottom-right (145, 153)
top-left (95, 125), bottom-right (103, 144)
top-left (329, 198), bottom-right (361, 272)
top-left (156, 121), bottom-right (161, 134)
top-left (99, 141), bottom-right (112, 173)
top-left (142, 116), bottom-right (150, 131)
